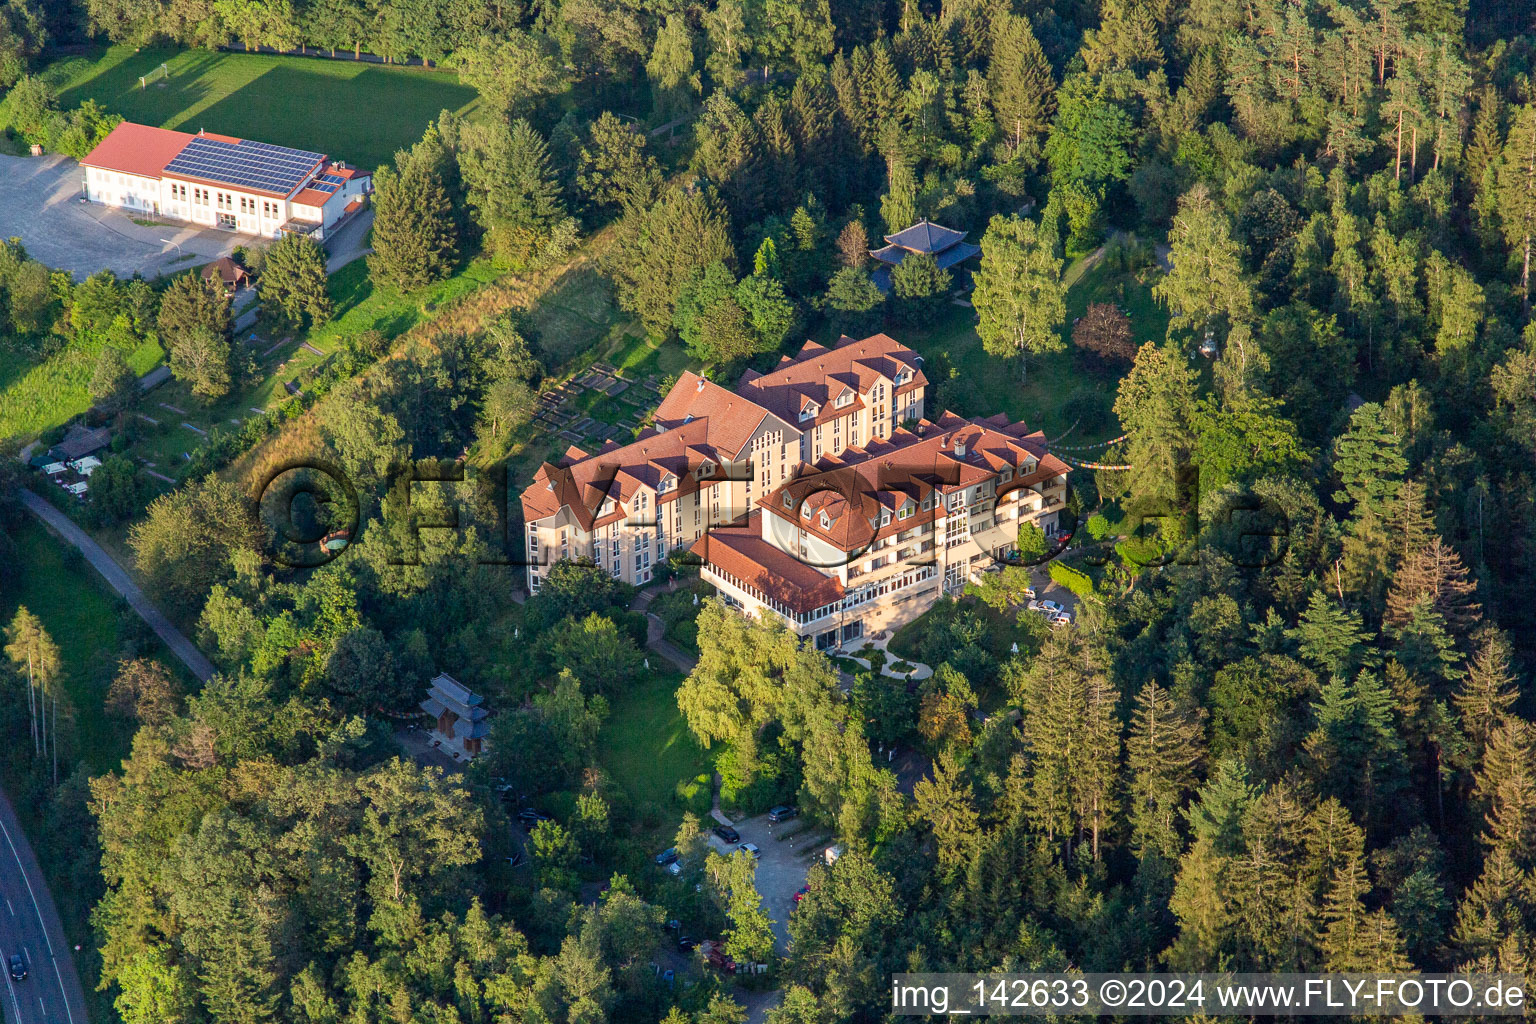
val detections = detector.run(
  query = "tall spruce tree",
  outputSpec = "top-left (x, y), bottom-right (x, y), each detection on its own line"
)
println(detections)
top-left (367, 159), bottom-right (458, 290)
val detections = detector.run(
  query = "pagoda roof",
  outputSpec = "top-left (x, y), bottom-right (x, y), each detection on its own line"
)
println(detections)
top-left (880, 218), bottom-right (970, 254)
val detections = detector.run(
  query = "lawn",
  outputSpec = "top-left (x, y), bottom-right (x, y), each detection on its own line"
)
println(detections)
top-left (0, 332), bottom-right (164, 443)
top-left (597, 669), bottom-right (712, 818)
top-left (0, 521), bottom-right (154, 775)
top-left (40, 44), bottom-right (480, 171)
top-left (899, 251), bottom-right (1169, 443)
top-left (526, 266), bottom-right (642, 373)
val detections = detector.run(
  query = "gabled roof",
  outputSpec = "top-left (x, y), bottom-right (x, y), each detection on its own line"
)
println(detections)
top-left (738, 334), bottom-right (926, 428)
top-left (522, 418), bottom-right (725, 529)
top-left (81, 122), bottom-right (195, 178)
top-left (653, 372), bottom-right (780, 458)
top-left (880, 219), bottom-right (969, 255)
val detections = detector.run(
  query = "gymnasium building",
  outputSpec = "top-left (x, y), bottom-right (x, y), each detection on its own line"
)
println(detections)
top-left (79, 121), bottom-right (371, 242)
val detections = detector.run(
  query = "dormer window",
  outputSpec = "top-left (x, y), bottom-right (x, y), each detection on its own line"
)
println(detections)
top-left (600, 499), bottom-right (614, 515)
top-left (783, 492), bottom-right (795, 509)
top-left (1002, 468), bottom-right (1012, 482)
top-left (880, 510), bottom-right (891, 526)
top-left (799, 402), bottom-right (818, 421)
top-left (659, 475), bottom-right (675, 493)
top-left (820, 512), bottom-right (831, 529)
top-left (835, 389), bottom-right (853, 408)
top-left (801, 504), bottom-right (811, 519)
top-left (697, 461), bottom-right (713, 478)
top-left (897, 504), bottom-right (913, 520)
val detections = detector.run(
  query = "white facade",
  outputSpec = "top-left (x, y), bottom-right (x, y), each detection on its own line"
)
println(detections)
top-left (84, 164), bottom-right (370, 240)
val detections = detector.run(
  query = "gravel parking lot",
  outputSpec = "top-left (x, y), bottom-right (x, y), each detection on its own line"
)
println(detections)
top-left (707, 812), bottom-right (820, 951)
top-left (0, 152), bottom-right (246, 279)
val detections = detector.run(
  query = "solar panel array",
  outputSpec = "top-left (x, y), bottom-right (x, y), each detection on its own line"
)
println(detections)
top-left (164, 136), bottom-right (324, 196)
top-left (309, 180), bottom-right (339, 195)
top-left (319, 173), bottom-right (346, 185)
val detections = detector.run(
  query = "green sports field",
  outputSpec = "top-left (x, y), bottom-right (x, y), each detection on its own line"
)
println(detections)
top-left (40, 45), bottom-right (480, 172)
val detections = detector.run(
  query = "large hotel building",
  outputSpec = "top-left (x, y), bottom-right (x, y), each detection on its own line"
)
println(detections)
top-left (520, 333), bottom-right (1069, 650)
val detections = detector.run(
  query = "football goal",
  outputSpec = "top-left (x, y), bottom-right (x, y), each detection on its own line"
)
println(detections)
top-left (138, 63), bottom-right (169, 89)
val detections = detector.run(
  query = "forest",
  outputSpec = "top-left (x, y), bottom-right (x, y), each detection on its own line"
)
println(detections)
top-left (2, 0), bottom-right (1536, 1020)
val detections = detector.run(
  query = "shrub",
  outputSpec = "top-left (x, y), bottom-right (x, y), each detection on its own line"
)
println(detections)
top-left (1086, 513), bottom-right (1111, 540)
top-left (1048, 561), bottom-right (1095, 602)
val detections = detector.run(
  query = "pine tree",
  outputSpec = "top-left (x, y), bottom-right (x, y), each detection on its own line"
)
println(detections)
top-left (971, 214), bottom-right (1066, 383)
top-left (1464, 87), bottom-right (1504, 193)
top-left (1456, 628), bottom-right (1520, 759)
top-left (259, 233), bottom-right (333, 329)
top-left (1385, 536), bottom-right (1482, 634)
top-left (1332, 402), bottom-right (1407, 517)
top-left (1126, 680), bottom-right (1206, 859)
top-left (1496, 104), bottom-right (1536, 312)
top-left (1290, 592), bottom-right (1378, 679)
top-left (1475, 718), bottom-right (1536, 862)
top-left (367, 159), bottom-right (457, 290)
top-left (987, 14), bottom-right (1053, 161)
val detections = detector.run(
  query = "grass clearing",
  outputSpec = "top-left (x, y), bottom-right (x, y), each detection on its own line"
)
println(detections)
top-left (901, 249), bottom-right (1167, 442)
top-left (0, 333), bottom-right (164, 443)
top-left (0, 521), bottom-right (145, 775)
top-left (41, 44), bottom-right (480, 171)
top-left (598, 669), bottom-right (711, 816)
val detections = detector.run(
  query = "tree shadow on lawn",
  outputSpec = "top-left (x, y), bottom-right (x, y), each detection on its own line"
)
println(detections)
top-left (186, 65), bottom-right (477, 170)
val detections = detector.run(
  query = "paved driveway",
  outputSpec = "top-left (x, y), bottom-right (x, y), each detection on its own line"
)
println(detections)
top-left (0, 153), bottom-right (248, 280)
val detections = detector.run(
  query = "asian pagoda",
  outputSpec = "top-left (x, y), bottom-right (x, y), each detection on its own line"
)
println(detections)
top-left (868, 218), bottom-right (981, 293)
top-left (420, 673), bottom-right (490, 760)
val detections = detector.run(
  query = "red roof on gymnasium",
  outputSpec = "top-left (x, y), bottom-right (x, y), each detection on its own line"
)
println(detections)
top-left (80, 122), bottom-right (194, 178)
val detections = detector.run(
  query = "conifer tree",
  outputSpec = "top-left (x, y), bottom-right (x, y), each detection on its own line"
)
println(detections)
top-left (1126, 680), bottom-right (1206, 860)
top-left (1475, 718), bottom-right (1536, 862)
top-left (1496, 104), bottom-right (1536, 311)
top-left (259, 233), bottom-right (333, 329)
top-left (367, 159), bottom-right (458, 291)
top-left (1456, 628), bottom-right (1520, 759)
top-left (1385, 537), bottom-right (1482, 634)
top-left (1332, 403), bottom-right (1407, 516)
top-left (987, 14), bottom-right (1053, 161)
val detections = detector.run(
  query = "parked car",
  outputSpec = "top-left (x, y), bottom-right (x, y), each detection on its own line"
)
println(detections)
top-left (677, 936), bottom-right (697, 952)
top-left (712, 824), bottom-right (740, 844)
top-left (1027, 600), bottom-right (1043, 611)
top-left (517, 809), bottom-right (551, 830)
top-left (1040, 600), bottom-right (1064, 613)
top-left (8, 954), bottom-right (25, 982)
top-left (738, 842), bottom-right (761, 859)
top-left (655, 847), bottom-right (679, 866)
top-left (667, 859), bottom-right (683, 876)
top-left (768, 805), bottom-right (798, 822)
top-left (793, 884), bottom-right (812, 904)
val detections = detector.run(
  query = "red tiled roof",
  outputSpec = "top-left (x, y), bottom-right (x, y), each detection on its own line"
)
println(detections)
top-left (762, 410), bottom-right (1070, 552)
top-left (653, 372), bottom-right (779, 458)
top-left (81, 122), bottom-right (194, 178)
top-left (521, 419), bottom-right (725, 529)
top-left (738, 334), bottom-right (928, 428)
top-left (692, 513), bottom-right (845, 615)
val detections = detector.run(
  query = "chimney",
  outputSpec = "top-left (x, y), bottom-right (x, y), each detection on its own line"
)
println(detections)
top-left (955, 438), bottom-right (967, 457)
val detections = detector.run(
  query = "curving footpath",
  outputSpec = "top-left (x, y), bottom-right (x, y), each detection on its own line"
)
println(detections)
top-left (17, 490), bottom-right (214, 683)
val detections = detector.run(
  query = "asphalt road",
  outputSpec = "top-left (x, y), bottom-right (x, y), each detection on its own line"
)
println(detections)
top-left (0, 787), bottom-right (89, 1024)
top-left (18, 489), bottom-right (215, 682)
